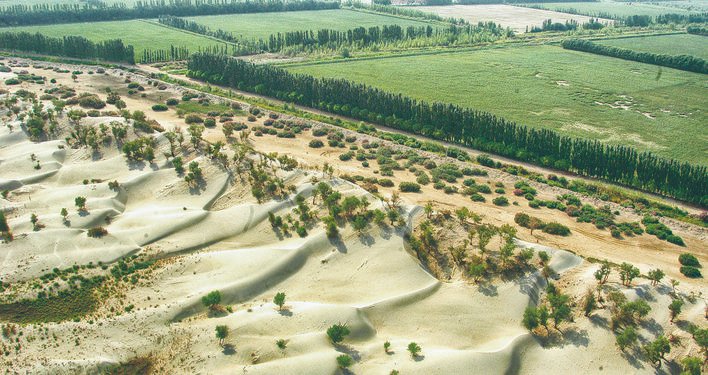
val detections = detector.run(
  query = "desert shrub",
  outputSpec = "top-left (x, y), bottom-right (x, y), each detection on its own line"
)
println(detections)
top-left (309, 139), bottom-right (324, 148)
top-left (470, 193), bottom-right (485, 202)
top-left (4, 78), bottom-right (20, 85)
top-left (78, 94), bottom-right (105, 109)
top-left (399, 182), bottom-right (421, 193)
top-left (492, 196), bottom-right (509, 206)
top-left (166, 98), bottom-right (179, 106)
top-left (679, 253), bottom-right (700, 267)
top-left (151, 104), bottom-right (168, 112)
top-left (476, 185), bottom-right (492, 194)
top-left (543, 222), bottom-right (571, 236)
top-left (87, 227), bottom-right (108, 238)
top-left (204, 117), bottom-right (216, 128)
top-left (680, 266), bottom-right (702, 278)
top-left (378, 178), bottom-right (394, 187)
top-left (185, 114), bottom-right (202, 124)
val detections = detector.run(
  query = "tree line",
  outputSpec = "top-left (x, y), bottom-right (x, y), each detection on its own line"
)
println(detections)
top-left (0, 0), bottom-right (339, 27)
top-left (687, 25), bottom-right (708, 36)
top-left (159, 15), bottom-right (507, 55)
top-left (139, 43), bottom-right (230, 63)
top-left (561, 39), bottom-right (707, 74)
top-left (0, 31), bottom-right (134, 63)
top-left (186, 53), bottom-right (707, 206)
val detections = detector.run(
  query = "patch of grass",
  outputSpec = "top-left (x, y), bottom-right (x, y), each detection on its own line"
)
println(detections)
top-left (596, 34), bottom-right (708, 60)
top-left (525, 1), bottom-right (703, 18)
top-left (185, 9), bottom-right (436, 40)
top-left (0, 286), bottom-right (97, 324)
top-left (6, 19), bottom-right (225, 59)
top-left (176, 101), bottom-right (236, 115)
top-left (288, 45), bottom-right (708, 164)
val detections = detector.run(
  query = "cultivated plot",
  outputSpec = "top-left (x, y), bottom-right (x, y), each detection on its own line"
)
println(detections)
top-left (287, 45), bottom-right (708, 164)
top-left (524, 0), bottom-right (704, 18)
top-left (3, 19), bottom-right (224, 58)
top-left (409, 4), bottom-right (611, 32)
top-left (185, 8), bottom-right (437, 40)
top-left (596, 33), bottom-right (708, 60)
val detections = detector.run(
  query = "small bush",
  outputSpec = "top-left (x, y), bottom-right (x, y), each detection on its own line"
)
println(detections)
top-left (151, 104), bottom-right (168, 112)
top-left (470, 193), bottom-right (485, 202)
top-left (309, 139), bottom-right (324, 148)
top-left (542, 222), bottom-right (571, 236)
top-left (492, 196), bottom-right (509, 206)
top-left (185, 114), bottom-right (203, 124)
top-left (87, 227), bottom-right (108, 238)
top-left (165, 98), bottom-right (179, 106)
top-left (204, 117), bottom-right (216, 128)
top-left (678, 253), bottom-right (700, 267)
top-left (399, 182), bottom-right (421, 193)
top-left (680, 266), bottom-right (702, 278)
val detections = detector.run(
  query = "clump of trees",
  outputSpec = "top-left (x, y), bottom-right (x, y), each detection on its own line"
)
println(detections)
top-left (202, 290), bottom-right (224, 313)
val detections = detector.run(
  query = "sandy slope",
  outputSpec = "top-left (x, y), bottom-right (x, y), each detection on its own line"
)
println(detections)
top-left (0, 59), bottom-right (705, 374)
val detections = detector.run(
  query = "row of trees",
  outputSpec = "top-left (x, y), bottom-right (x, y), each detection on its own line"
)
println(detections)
top-left (139, 44), bottom-right (230, 63)
top-left (160, 15), bottom-right (507, 55)
top-left (0, 31), bottom-right (134, 63)
top-left (687, 25), bottom-right (708, 36)
top-left (561, 39), bottom-right (708, 74)
top-left (0, 0), bottom-right (340, 27)
top-left (186, 53), bottom-right (708, 206)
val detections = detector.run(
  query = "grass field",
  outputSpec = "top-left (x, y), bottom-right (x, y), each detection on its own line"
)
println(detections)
top-left (3, 20), bottom-right (223, 58)
top-left (597, 34), bottom-right (708, 60)
top-left (287, 45), bottom-right (708, 164)
top-left (185, 9), bottom-right (436, 40)
top-left (523, 1), bottom-right (703, 18)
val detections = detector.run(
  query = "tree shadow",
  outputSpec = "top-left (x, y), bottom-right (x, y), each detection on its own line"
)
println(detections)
top-left (379, 225), bottom-right (392, 240)
top-left (619, 346), bottom-right (645, 370)
top-left (634, 286), bottom-right (656, 302)
top-left (655, 284), bottom-right (672, 296)
top-left (640, 318), bottom-right (664, 335)
top-left (589, 314), bottom-right (610, 330)
top-left (126, 160), bottom-right (146, 171)
top-left (329, 236), bottom-right (348, 254)
top-left (334, 344), bottom-right (361, 361)
top-left (277, 309), bottom-right (293, 317)
top-left (542, 327), bottom-right (590, 348)
top-left (222, 344), bottom-right (236, 355)
top-left (413, 354), bottom-right (426, 362)
top-left (358, 232), bottom-right (375, 247)
top-left (477, 282), bottom-right (498, 297)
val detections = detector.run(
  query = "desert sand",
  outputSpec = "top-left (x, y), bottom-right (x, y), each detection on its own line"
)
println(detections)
top-left (0, 58), bottom-right (705, 374)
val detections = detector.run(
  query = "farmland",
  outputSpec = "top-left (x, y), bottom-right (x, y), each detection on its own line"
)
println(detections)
top-left (185, 8), bottom-right (437, 39)
top-left (409, 4), bottom-right (611, 32)
top-left (595, 33), bottom-right (708, 60)
top-left (523, 1), bottom-right (704, 18)
top-left (3, 19), bottom-right (223, 58)
top-left (287, 45), bottom-right (708, 164)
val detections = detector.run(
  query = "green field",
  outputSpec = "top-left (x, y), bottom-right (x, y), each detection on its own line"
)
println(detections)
top-left (287, 45), bottom-right (708, 164)
top-left (597, 34), bottom-right (708, 60)
top-left (186, 9), bottom-right (436, 40)
top-left (3, 20), bottom-right (222, 58)
top-left (524, 1), bottom-right (702, 18)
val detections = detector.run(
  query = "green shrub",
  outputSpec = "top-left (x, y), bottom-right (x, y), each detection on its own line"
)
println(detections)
top-left (151, 104), bottom-right (168, 112)
top-left (399, 182), bottom-right (421, 193)
top-left (309, 139), bottom-right (324, 148)
top-left (204, 117), bottom-right (216, 128)
top-left (492, 196), bottom-right (509, 206)
top-left (166, 98), bottom-right (179, 106)
top-left (542, 222), bottom-right (571, 236)
top-left (679, 253), bottom-right (700, 267)
top-left (470, 193), bottom-right (485, 202)
top-left (185, 114), bottom-right (203, 124)
top-left (680, 266), bottom-right (702, 278)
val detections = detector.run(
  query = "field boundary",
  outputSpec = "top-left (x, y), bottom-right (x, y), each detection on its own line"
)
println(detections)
top-left (139, 19), bottom-right (234, 47)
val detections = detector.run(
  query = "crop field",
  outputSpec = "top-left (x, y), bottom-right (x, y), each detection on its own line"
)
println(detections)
top-left (409, 4), bottom-right (611, 33)
top-left (287, 45), bottom-right (708, 164)
top-left (596, 34), bottom-right (708, 60)
top-left (185, 9), bottom-right (436, 39)
top-left (523, 1), bottom-right (703, 18)
top-left (3, 20), bottom-right (223, 58)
